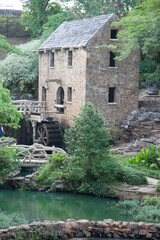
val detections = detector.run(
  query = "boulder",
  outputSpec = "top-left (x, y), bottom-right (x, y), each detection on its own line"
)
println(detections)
top-left (146, 87), bottom-right (159, 95)
top-left (140, 81), bottom-right (153, 89)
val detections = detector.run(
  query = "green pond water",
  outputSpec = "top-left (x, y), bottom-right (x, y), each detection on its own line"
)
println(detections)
top-left (0, 189), bottom-right (132, 224)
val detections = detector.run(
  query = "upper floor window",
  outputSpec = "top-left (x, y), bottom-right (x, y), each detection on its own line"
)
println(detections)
top-left (68, 51), bottom-right (72, 66)
top-left (67, 87), bottom-right (72, 102)
top-left (110, 51), bottom-right (116, 67)
top-left (50, 52), bottom-right (54, 67)
top-left (108, 87), bottom-right (116, 103)
top-left (111, 29), bottom-right (118, 39)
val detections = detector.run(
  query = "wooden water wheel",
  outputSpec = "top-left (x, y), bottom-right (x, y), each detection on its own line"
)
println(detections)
top-left (35, 121), bottom-right (63, 147)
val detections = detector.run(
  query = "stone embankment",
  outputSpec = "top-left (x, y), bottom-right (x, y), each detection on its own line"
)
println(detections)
top-left (0, 219), bottom-right (160, 240)
top-left (121, 107), bottom-right (160, 144)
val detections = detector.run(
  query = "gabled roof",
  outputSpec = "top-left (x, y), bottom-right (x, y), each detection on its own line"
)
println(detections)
top-left (39, 14), bottom-right (115, 51)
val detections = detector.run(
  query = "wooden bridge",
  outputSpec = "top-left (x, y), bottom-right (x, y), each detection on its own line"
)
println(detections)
top-left (9, 143), bottom-right (67, 167)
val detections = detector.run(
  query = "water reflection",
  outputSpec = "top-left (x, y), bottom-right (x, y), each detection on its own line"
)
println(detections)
top-left (0, 190), bottom-right (131, 223)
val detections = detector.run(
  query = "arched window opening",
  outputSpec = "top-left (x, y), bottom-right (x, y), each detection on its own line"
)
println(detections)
top-left (56, 87), bottom-right (64, 113)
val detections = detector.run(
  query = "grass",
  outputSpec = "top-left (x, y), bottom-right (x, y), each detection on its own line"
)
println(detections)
top-left (114, 155), bottom-right (160, 179)
top-left (117, 200), bottom-right (160, 223)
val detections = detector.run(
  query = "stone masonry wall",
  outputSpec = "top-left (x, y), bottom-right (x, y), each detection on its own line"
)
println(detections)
top-left (0, 219), bottom-right (160, 239)
top-left (121, 108), bottom-right (160, 142)
top-left (38, 49), bottom-right (87, 126)
top-left (86, 15), bottom-right (140, 126)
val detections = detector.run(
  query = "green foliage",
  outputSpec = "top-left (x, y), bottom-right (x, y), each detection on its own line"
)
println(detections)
top-left (0, 40), bottom-right (41, 97)
top-left (64, 0), bottom-right (143, 18)
top-left (0, 209), bottom-right (29, 228)
top-left (0, 147), bottom-right (20, 176)
top-left (116, 155), bottom-right (160, 179)
top-left (128, 145), bottom-right (160, 168)
top-left (37, 104), bottom-right (146, 196)
top-left (42, 12), bottom-right (74, 40)
top-left (0, 34), bottom-right (21, 55)
top-left (37, 153), bottom-right (74, 184)
top-left (0, 82), bottom-right (23, 128)
top-left (112, 0), bottom-right (160, 60)
top-left (117, 200), bottom-right (160, 223)
top-left (140, 60), bottom-right (160, 87)
top-left (65, 103), bottom-right (111, 182)
top-left (21, 0), bottom-right (62, 37)
top-left (144, 196), bottom-right (160, 207)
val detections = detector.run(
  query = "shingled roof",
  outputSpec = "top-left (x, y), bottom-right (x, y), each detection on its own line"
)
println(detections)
top-left (39, 14), bottom-right (115, 50)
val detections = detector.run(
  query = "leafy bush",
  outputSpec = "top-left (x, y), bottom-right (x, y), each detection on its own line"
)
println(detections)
top-left (37, 152), bottom-right (147, 194)
top-left (144, 196), bottom-right (160, 207)
top-left (0, 209), bottom-right (29, 229)
top-left (140, 60), bottom-right (160, 87)
top-left (0, 147), bottom-right (20, 176)
top-left (117, 200), bottom-right (160, 223)
top-left (128, 145), bottom-right (159, 168)
top-left (65, 103), bottom-right (111, 182)
top-left (0, 40), bottom-right (41, 98)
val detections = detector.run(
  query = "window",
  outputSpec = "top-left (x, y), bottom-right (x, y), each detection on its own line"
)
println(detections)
top-left (42, 87), bottom-right (46, 101)
top-left (68, 51), bottom-right (72, 66)
top-left (67, 87), bottom-right (72, 102)
top-left (56, 87), bottom-right (64, 113)
top-left (50, 52), bottom-right (54, 67)
top-left (108, 87), bottom-right (115, 103)
top-left (110, 51), bottom-right (116, 67)
top-left (111, 29), bottom-right (118, 39)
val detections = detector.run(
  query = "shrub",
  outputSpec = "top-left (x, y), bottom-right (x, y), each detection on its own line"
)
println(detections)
top-left (117, 200), bottom-right (160, 223)
top-left (65, 103), bottom-right (111, 182)
top-left (144, 196), bottom-right (160, 207)
top-left (0, 147), bottom-right (20, 176)
top-left (0, 209), bottom-right (29, 229)
top-left (128, 144), bottom-right (159, 168)
top-left (37, 153), bottom-right (147, 191)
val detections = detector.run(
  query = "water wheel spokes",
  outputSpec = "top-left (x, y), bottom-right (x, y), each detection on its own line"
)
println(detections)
top-left (36, 122), bottom-right (63, 147)
top-left (36, 124), bottom-right (48, 146)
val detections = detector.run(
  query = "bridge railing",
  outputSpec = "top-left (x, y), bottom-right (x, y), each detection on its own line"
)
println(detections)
top-left (12, 100), bottom-right (46, 116)
top-left (9, 143), bottom-right (67, 165)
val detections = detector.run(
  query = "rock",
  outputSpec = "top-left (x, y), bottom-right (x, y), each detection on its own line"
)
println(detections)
top-left (131, 110), bottom-right (140, 116)
top-left (140, 81), bottom-right (153, 89)
top-left (139, 229), bottom-right (147, 235)
top-left (146, 87), bottom-right (159, 95)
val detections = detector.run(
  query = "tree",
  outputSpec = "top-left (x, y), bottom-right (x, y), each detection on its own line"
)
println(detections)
top-left (0, 82), bottom-right (22, 128)
top-left (64, 103), bottom-right (111, 181)
top-left (111, 0), bottom-right (160, 60)
top-left (42, 11), bottom-right (74, 40)
top-left (0, 34), bottom-right (21, 55)
top-left (69, 0), bottom-right (144, 18)
top-left (21, 0), bottom-right (62, 36)
top-left (0, 40), bottom-right (41, 98)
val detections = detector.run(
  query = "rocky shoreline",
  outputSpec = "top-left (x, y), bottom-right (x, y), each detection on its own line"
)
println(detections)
top-left (0, 219), bottom-right (160, 240)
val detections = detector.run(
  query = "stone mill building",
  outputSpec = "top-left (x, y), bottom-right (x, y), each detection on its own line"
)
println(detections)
top-left (38, 13), bottom-right (140, 127)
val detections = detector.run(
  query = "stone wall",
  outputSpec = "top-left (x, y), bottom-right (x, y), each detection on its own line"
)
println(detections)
top-left (86, 15), bottom-right (140, 126)
top-left (121, 108), bottom-right (160, 142)
top-left (0, 219), bottom-right (159, 239)
top-left (139, 99), bottom-right (160, 111)
top-left (38, 49), bottom-right (87, 126)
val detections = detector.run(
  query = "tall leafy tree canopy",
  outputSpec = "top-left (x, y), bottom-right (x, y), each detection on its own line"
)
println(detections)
top-left (112, 0), bottom-right (160, 60)
top-left (0, 82), bottom-right (22, 128)
top-left (21, 0), bottom-right (62, 36)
